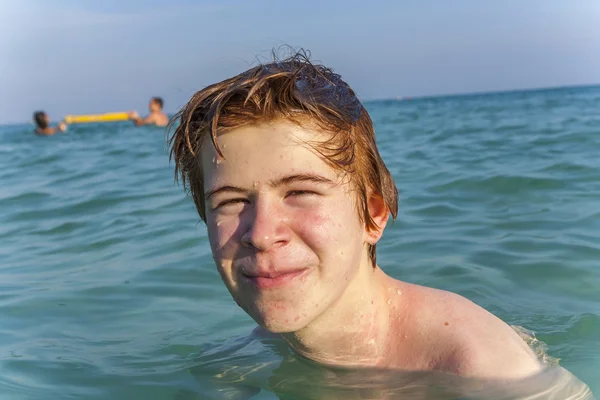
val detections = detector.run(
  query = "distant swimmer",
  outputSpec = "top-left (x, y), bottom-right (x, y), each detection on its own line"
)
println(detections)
top-left (128, 97), bottom-right (168, 127)
top-left (33, 111), bottom-right (67, 136)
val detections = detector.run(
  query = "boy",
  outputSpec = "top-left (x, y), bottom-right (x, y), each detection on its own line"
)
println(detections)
top-left (168, 52), bottom-right (542, 379)
top-left (129, 96), bottom-right (168, 127)
top-left (33, 111), bottom-right (66, 135)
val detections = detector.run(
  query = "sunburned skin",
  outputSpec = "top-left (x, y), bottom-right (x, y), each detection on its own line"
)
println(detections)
top-left (200, 119), bottom-right (543, 380)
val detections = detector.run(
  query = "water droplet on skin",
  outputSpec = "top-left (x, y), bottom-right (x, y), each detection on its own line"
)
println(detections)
top-left (253, 181), bottom-right (259, 188)
top-left (216, 158), bottom-right (222, 165)
top-left (387, 299), bottom-right (392, 305)
top-left (396, 289), bottom-right (402, 295)
top-left (216, 221), bottom-right (221, 227)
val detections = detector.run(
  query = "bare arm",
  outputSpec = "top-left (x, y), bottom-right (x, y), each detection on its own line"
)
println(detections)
top-left (445, 307), bottom-right (543, 379)
top-left (451, 338), bottom-right (542, 379)
top-left (129, 111), bottom-right (156, 126)
top-left (421, 288), bottom-right (543, 379)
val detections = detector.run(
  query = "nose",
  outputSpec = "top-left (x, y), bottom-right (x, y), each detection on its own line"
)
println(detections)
top-left (241, 198), bottom-right (290, 251)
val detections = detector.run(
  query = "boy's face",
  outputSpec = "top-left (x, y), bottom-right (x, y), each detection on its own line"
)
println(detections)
top-left (201, 120), bottom-right (368, 332)
top-left (149, 100), bottom-right (159, 112)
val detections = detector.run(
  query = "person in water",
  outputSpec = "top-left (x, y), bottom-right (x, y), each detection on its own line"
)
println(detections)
top-left (33, 111), bottom-right (66, 135)
top-left (168, 52), bottom-right (543, 379)
top-left (129, 96), bottom-right (168, 127)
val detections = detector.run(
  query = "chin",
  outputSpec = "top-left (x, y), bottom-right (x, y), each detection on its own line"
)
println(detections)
top-left (260, 321), bottom-right (304, 334)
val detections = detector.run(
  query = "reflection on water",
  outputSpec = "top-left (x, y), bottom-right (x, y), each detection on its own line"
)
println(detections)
top-left (184, 330), bottom-right (594, 400)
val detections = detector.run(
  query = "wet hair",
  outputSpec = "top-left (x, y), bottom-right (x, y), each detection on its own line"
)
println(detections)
top-left (169, 49), bottom-right (398, 266)
top-left (33, 111), bottom-right (48, 129)
top-left (151, 97), bottom-right (164, 109)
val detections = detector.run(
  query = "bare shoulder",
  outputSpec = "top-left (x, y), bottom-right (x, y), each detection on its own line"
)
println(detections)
top-left (405, 284), bottom-right (542, 379)
top-left (156, 112), bottom-right (168, 127)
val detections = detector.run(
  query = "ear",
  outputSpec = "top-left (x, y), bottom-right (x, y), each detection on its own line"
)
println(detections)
top-left (365, 192), bottom-right (389, 245)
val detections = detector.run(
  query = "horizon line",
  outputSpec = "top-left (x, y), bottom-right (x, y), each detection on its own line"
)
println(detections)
top-left (363, 82), bottom-right (600, 103)
top-left (1, 82), bottom-right (599, 127)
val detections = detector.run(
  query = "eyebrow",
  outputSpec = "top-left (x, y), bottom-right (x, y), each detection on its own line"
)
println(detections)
top-left (268, 173), bottom-right (335, 187)
top-left (204, 173), bottom-right (335, 200)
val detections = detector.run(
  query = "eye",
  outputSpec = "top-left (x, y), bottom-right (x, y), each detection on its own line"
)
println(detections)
top-left (286, 190), bottom-right (317, 198)
top-left (215, 198), bottom-right (248, 209)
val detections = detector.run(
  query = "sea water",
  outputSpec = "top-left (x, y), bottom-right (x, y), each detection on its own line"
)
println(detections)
top-left (0, 85), bottom-right (598, 399)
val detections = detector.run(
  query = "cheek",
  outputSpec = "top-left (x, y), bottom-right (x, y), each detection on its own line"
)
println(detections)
top-left (291, 210), bottom-right (331, 242)
top-left (291, 200), bottom-right (362, 249)
top-left (206, 215), bottom-right (243, 257)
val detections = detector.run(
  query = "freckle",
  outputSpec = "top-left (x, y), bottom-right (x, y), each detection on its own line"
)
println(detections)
top-left (294, 316), bottom-right (299, 321)
top-left (371, 301), bottom-right (374, 305)
top-left (444, 322), bottom-right (449, 326)
top-left (396, 289), bottom-right (402, 295)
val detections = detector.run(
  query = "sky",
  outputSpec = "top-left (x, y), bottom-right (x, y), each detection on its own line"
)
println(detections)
top-left (0, 0), bottom-right (599, 124)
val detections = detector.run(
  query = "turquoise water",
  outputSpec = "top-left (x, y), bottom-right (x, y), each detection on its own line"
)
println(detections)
top-left (1, 85), bottom-right (599, 399)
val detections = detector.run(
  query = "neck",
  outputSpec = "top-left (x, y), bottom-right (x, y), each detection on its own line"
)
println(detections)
top-left (280, 257), bottom-right (397, 368)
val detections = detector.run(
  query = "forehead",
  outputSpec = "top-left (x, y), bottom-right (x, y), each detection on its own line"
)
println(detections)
top-left (200, 121), bottom-right (338, 184)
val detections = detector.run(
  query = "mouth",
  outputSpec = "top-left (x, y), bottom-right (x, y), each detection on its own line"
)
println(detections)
top-left (241, 269), bottom-right (309, 289)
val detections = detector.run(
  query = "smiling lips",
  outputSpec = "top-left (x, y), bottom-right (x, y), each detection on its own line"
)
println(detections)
top-left (242, 268), bottom-right (308, 289)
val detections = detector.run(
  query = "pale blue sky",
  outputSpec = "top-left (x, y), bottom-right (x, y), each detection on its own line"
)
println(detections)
top-left (1, 0), bottom-right (599, 124)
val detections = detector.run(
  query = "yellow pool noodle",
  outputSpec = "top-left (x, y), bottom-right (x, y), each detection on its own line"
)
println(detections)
top-left (64, 112), bottom-right (130, 124)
